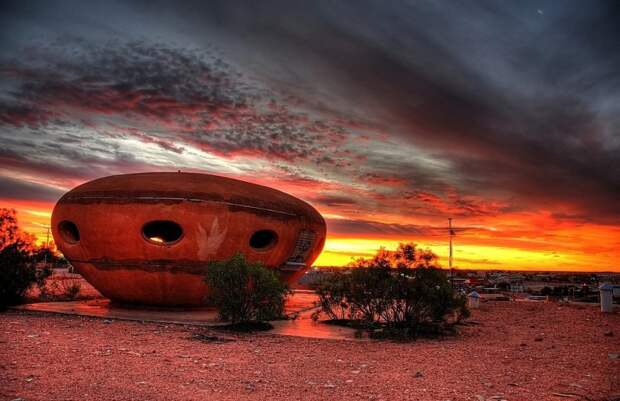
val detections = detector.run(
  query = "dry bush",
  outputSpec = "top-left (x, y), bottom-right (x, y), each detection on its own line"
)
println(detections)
top-left (39, 276), bottom-right (82, 301)
top-left (313, 242), bottom-right (469, 339)
top-left (58, 277), bottom-right (81, 300)
top-left (204, 253), bottom-right (290, 324)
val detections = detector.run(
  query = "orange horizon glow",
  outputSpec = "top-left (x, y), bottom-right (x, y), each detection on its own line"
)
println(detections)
top-left (3, 197), bottom-right (619, 273)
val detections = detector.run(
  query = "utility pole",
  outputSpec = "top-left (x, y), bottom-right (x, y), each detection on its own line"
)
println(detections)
top-left (43, 226), bottom-right (50, 268)
top-left (448, 218), bottom-right (455, 282)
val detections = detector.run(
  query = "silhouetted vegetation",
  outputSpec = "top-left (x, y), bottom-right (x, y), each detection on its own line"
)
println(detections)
top-left (204, 253), bottom-right (290, 326)
top-left (313, 243), bottom-right (469, 339)
top-left (0, 208), bottom-right (52, 309)
top-left (537, 284), bottom-right (595, 302)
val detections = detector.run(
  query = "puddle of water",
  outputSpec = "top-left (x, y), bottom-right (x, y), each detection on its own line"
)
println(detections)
top-left (14, 291), bottom-right (360, 340)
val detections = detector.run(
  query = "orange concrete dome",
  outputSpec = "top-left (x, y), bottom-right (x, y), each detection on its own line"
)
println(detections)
top-left (51, 172), bottom-right (326, 306)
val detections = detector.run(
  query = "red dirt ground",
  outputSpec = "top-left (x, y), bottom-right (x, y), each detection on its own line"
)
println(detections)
top-left (1, 301), bottom-right (619, 401)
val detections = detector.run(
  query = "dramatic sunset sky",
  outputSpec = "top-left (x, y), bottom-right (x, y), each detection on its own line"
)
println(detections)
top-left (1, 1), bottom-right (618, 271)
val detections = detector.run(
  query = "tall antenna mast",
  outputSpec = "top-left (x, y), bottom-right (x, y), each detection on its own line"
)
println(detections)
top-left (448, 218), bottom-right (455, 277)
top-left (44, 225), bottom-right (51, 268)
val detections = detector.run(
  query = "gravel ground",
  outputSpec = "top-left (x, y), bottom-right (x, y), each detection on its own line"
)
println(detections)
top-left (1, 302), bottom-right (619, 401)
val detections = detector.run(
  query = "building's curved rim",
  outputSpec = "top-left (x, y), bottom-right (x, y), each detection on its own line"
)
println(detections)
top-left (70, 258), bottom-right (305, 274)
top-left (60, 195), bottom-right (299, 217)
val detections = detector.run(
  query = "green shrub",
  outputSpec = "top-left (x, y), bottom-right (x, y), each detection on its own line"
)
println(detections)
top-left (0, 242), bottom-right (37, 309)
top-left (0, 208), bottom-right (52, 308)
top-left (204, 253), bottom-right (290, 323)
top-left (313, 242), bottom-right (469, 339)
top-left (313, 271), bottom-right (353, 321)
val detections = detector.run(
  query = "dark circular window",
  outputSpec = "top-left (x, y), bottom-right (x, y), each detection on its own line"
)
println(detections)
top-left (58, 220), bottom-right (80, 244)
top-left (142, 220), bottom-right (183, 245)
top-left (249, 230), bottom-right (278, 250)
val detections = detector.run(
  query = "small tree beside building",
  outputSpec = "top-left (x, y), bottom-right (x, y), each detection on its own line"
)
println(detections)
top-left (0, 208), bottom-right (51, 309)
top-left (204, 253), bottom-right (290, 326)
top-left (313, 242), bottom-right (469, 339)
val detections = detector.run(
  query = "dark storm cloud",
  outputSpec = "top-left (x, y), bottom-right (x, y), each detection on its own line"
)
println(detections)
top-left (0, 142), bottom-right (160, 189)
top-left (0, 39), bottom-right (348, 167)
top-left (0, 0), bottom-right (619, 225)
top-left (0, 175), bottom-right (63, 202)
top-left (313, 194), bottom-right (358, 208)
top-left (327, 218), bottom-right (431, 237)
top-left (0, 102), bottom-right (53, 127)
top-left (326, 218), bottom-right (476, 238)
top-left (139, 0), bottom-right (619, 222)
top-left (0, 40), bottom-right (249, 123)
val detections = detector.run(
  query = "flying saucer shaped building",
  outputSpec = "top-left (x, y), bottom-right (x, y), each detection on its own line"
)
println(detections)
top-left (51, 172), bottom-right (326, 306)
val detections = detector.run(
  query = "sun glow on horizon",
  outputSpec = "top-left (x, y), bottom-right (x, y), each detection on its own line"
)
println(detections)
top-left (2, 198), bottom-right (619, 273)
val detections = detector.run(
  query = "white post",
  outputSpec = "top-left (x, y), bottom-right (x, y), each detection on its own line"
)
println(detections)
top-left (468, 291), bottom-right (480, 309)
top-left (599, 283), bottom-right (614, 313)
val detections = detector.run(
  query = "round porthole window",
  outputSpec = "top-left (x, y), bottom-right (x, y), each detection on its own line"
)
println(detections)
top-left (58, 220), bottom-right (80, 244)
top-left (142, 220), bottom-right (183, 245)
top-left (249, 230), bottom-right (278, 250)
